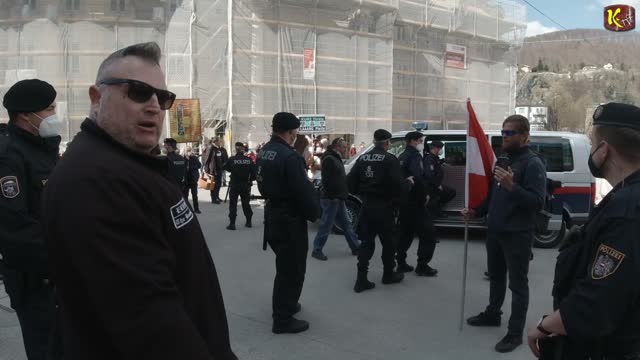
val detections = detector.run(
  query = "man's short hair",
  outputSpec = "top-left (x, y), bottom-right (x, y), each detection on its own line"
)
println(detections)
top-left (503, 115), bottom-right (530, 134)
top-left (164, 138), bottom-right (177, 148)
top-left (331, 137), bottom-right (345, 147)
top-left (95, 42), bottom-right (162, 84)
top-left (595, 125), bottom-right (640, 163)
top-left (431, 140), bottom-right (444, 149)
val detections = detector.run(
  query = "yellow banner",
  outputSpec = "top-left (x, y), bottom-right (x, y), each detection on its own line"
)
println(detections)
top-left (168, 99), bottom-right (202, 143)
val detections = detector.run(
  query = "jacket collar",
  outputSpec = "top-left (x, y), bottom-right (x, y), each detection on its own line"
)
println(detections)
top-left (322, 148), bottom-right (342, 161)
top-left (80, 118), bottom-right (168, 172)
top-left (270, 135), bottom-right (293, 149)
top-left (8, 121), bottom-right (61, 153)
top-left (404, 145), bottom-right (418, 153)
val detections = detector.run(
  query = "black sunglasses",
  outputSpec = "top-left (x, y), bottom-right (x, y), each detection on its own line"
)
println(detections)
top-left (100, 78), bottom-right (176, 110)
top-left (501, 129), bottom-right (521, 137)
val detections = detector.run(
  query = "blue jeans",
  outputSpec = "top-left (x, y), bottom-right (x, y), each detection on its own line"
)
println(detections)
top-left (313, 199), bottom-right (360, 251)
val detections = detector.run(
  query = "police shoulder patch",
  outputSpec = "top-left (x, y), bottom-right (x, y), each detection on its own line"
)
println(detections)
top-left (592, 244), bottom-right (626, 280)
top-left (170, 198), bottom-right (194, 229)
top-left (0, 176), bottom-right (20, 199)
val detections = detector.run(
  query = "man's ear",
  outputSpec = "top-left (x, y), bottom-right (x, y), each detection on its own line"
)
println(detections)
top-left (89, 85), bottom-right (101, 118)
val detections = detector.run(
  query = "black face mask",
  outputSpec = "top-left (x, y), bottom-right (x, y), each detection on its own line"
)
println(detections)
top-left (588, 142), bottom-right (606, 178)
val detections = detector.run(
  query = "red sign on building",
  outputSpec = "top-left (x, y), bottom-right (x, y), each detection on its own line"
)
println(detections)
top-left (604, 4), bottom-right (635, 32)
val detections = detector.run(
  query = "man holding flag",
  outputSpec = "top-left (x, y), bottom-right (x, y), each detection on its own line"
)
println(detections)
top-left (462, 107), bottom-right (547, 353)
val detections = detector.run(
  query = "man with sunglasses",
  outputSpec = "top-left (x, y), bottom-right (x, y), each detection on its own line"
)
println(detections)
top-left (0, 79), bottom-right (61, 360)
top-left (42, 42), bottom-right (237, 360)
top-left (463, 115), bottom-right (547, 353)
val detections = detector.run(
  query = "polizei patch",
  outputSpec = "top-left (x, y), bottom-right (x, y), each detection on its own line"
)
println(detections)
top-left (170, 198), bottom-right (194, 229)
top-left (592, 244), bottom-right (626, 279)
top-left (0, 176), bottom-right (20, 199)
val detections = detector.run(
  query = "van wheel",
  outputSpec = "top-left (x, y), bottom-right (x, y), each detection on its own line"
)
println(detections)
top-left (534, 219), bottom-right (566, 249)
top-left (332, 199), bottom-right (361, 235)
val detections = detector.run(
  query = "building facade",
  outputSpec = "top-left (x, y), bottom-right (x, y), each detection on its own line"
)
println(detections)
top-left (0, 0), bottom-right (526, 147)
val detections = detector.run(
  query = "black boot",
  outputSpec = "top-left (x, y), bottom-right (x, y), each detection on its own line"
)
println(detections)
top-left (272, 318), bottom-right (310, 334)
top-left (382, 270), bottom-right (404, 284)
top-left (245, 216), bottom-right (252, 228)
top-left (353, 271), bottom-right (375, 293)
top-left (227, 218), bottom-right (236, 231)
top-left (396, 261), bottom-right (414, 273)
top-left (194, 205), bottom-right (201, 214)
top-left (415, 263), bottom-right (438, 277)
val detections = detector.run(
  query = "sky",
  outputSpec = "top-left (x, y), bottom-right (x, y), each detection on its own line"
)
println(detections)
top-left (525, 0), bottom-right (640, 36)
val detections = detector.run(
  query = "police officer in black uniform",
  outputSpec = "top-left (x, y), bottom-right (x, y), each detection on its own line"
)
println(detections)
top-left (424, 140), bottom-right (456, 216)
top-left (183, 146), bottom-right (202, 214)
top-left (256, 112), bottom-right (320, 334)
top-left (396, 131), bottom-right (438, 277)
top-left (0, 79), bottom-right (61, 360)
top-left (348, 129), bottom-right (411, 293)
top-left (224, 142), bottom-right (255, 230)
top-left (528, 103), bottom-right (640, 360)
top-left (164, 138), bottom-right (187, 189)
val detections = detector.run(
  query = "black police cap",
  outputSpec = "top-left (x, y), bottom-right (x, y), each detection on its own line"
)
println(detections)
top-left (272, 112), bottom-right (300, 132)
top-left (405, 131), bottom-right (424, 141)
top-left (235, 141), bottom-right (245, 147)
top-left (373, 129), bottom-right (392, 142)
top-left (3, 79), bottom-right (56, 113)
top-left (431, 140), bottom-right (444, 148)
top-left (593, 103), bottom-right (640, 131)
top-left (164, 138), bottom-right (177, 146)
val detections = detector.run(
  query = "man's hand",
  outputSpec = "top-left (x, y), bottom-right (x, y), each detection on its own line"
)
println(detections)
top-left (424, 195), bottom-right (430, 207)
top-left (438, 185), bottom-right (443, 191)
top-left (527, 326), bottom-right (548, 358)
top-left (461, 208), bottom-right (476, 222)
top-left (494, 166), bottom-right (514, 191)
top-left (407, 176), bottom-right (415, 185)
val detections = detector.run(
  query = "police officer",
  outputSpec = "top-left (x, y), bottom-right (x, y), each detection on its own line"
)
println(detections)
top-left (224, 142), bottom-right (255, 230)
top-left (463, 115), bottom-right (547, 353)
top-left (347, 129), bottom-right (411, 293)
top-left (256, 112), bottom-right (320, 334)
top-left (204, 137), bottom-right (224, 204)
top-left (528, 103), bottom-right (640, 360)
top-left (396, 131), bottom-right (438, 277)
top-left (424, 140), bottom-right (456, 217)
top-left (164, 138), bottom-right (187, 189)
top-left (0, 79), bottom-right (61, 360)
top-left (183, 146), bottom-right (202, 214)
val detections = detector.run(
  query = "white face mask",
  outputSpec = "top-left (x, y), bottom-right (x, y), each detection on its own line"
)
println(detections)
top-left (416, 142), bottom-right (425, 153)
top-left (31, 113), bottom-right (63, 138)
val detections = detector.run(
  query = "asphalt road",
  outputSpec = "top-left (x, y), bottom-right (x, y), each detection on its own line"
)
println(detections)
top-left (0, 187), bottom-right (556, 360)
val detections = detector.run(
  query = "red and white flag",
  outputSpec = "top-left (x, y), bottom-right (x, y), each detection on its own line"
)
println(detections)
top-left (465, 99), bottom-right (496, 209)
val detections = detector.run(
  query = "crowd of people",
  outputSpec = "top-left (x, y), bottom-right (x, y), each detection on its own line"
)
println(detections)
top-left (1, 40), bottom-right (640, 360)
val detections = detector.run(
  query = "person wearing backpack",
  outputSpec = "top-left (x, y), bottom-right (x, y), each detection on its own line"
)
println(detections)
top-left (462, 115), bottom-right (547, 353)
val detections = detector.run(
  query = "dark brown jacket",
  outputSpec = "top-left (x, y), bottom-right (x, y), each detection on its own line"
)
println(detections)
top-left (43, 119), bottom-right (237, 360)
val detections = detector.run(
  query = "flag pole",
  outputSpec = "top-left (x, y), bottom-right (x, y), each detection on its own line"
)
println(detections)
top-left (460, 98), bottom-right (472, 332)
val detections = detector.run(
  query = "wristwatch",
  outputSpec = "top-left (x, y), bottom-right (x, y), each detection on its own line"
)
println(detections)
top-left (537, 315), bottom-right (552, 336)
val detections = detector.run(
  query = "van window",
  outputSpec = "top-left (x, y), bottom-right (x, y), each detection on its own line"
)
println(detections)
top-left (426, 135), bottom-right (467, 166)
top-left (491, 136), bottom-right (574, 172)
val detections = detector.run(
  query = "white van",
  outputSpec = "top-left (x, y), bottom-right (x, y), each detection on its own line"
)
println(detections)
top-left (337, 130), bottom-right (595, 248)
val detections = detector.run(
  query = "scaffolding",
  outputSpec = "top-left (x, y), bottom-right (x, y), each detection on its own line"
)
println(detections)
top-left (0, 0), bottom-right (526, 147)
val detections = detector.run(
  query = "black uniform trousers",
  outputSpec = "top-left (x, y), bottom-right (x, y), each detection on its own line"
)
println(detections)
top-left (183, 182), bottom-right (199, 211)
top-left (357, 198), bottom-right (396, 273)
top-left (485, 230), bottom-right (533, 337)
top-left (228, 184), bottom-right (252, 222)
top-left (210, 173), bottom-right (223, 201)
top-left (396, 203), bottom-right (436, 265)
top-left (265, 204), bottom-right (308, 323)
top-left (2, 267), bottom-right (59, 360)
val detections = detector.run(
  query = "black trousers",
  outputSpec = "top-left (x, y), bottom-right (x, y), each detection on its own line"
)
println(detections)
top-left (183, 182), bottom-right (199, 211)
top-left (210, 173), bottom-right (223, 201)
top-left (485, 230), bottom-right (533, 337)
top-left (228, 184), bottom-right (252, 222)
top-left (265, 205), bottom-right (308, 323)
top-left (396, 202), bottom-right (436, 265)
top-left (2, 267), bottom-right (59, 360)
top-left (357, 199), bottom-right (396, 273)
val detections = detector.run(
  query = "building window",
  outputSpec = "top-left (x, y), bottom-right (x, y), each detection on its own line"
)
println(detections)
top-left (24, 0), bottom-right (36, 10)
top-left (66, 0), bottom-right (79, 10)
top-left (111, 0), bottom-right (125, 12)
